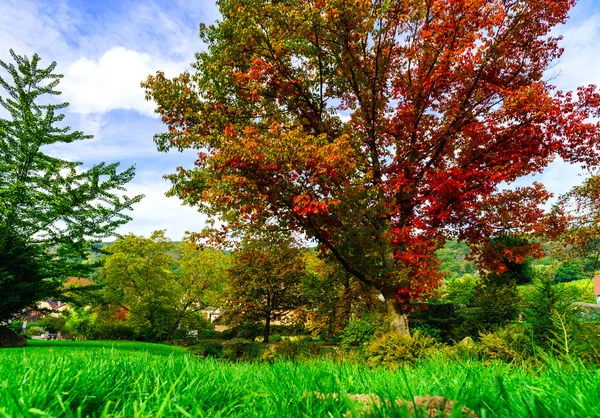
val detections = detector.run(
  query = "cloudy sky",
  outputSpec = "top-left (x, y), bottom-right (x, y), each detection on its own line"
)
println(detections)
top-left (0, 0), bottom-right (599, 239)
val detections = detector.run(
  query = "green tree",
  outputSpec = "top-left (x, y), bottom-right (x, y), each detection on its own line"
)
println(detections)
top-left (554, 259), bottom-right (585, 283)
top-left (99, 231), bottom-right (228, 341)
top-left (225, 233), bottom-right (306, 343)
top-left (0, 50), bottom-right (142, 323)
top-left (523, 277), bottom-right (579, 347)
top-left (302, 251), bottom-right (381, 340)
top-left (470, 273), bottom-right (520, 331)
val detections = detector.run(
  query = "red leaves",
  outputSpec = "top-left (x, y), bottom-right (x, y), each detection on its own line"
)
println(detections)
top-left (144, 0), bottom-right (600, 309)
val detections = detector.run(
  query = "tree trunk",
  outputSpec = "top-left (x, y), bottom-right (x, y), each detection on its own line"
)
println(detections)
top-left (264, 313), bottom-right (271, 343)
top-left (382, 288), bottom-right (410, 335)
top-left (338, 276), bottom-right (352, 330)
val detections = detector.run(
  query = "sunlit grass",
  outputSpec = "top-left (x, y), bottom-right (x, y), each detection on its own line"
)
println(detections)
top-left (1, 340), bottom-right (599, 417)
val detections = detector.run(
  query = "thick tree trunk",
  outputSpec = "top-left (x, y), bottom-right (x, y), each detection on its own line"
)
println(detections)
top-left (264, 314), bottom-right (271, 343)
top-left (382, 288), bottom-right (410, 335)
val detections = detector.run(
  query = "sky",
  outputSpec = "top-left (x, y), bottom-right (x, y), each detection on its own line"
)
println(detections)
top-left (0, 0), bottom-right (599, 239)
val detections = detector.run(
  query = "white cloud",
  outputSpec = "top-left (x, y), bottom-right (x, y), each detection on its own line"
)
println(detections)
top-left (116, 176), bottom-right (208, 240)
top-left (551, 12), bottom-right (600, 91)
top-left (61, 47), bottom-right (185, 117)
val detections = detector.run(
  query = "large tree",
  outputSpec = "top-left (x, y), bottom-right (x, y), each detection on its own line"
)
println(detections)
top-left (144, 0), bottom-right (600, 332)
top-left (0, 50), bottom-right (143, 323)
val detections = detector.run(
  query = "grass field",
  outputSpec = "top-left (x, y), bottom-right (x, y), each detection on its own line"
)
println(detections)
top-left (1, 340), bottom-right (600, 417)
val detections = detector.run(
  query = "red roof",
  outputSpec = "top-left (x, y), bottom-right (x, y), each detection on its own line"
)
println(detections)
top-left (594, 275), bottom-right (600, 295)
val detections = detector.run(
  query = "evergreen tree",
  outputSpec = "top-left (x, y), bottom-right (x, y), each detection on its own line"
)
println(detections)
top-left (0, 50), bottom-right (143, 322)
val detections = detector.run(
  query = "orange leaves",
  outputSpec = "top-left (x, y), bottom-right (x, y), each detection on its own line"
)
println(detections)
top-left (292, 194), bottom-right (330, 217)
top-left (143, 0), bottom-right (600, 310)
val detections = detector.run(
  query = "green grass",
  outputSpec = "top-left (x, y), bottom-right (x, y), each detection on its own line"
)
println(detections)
top-left (1, 340), bottom-right (600, 417)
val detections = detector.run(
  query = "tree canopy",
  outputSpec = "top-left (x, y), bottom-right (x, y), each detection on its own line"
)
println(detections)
top-left (225, 233), bottom-right (306, 342)
top-left (143, 0), bottom-right (600, 331)
top-left (0, 50), bottom-right (142, 322)
top-left (99, 231), bottom-right (229, 341)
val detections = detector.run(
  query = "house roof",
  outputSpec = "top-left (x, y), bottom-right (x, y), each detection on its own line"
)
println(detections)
top-left (594, 275), bottom-right (600, 295)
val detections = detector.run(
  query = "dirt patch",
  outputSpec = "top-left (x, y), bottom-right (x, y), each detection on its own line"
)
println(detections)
top-left (310, 391), bottom-right (477, 417)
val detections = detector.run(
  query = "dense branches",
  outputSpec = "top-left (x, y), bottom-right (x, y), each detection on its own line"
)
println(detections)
top-left (144, 0), bottom-right (600, 331)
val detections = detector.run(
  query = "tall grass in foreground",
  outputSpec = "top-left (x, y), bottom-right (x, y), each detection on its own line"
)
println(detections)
top-left (1, 341), bottom-right (599, 417)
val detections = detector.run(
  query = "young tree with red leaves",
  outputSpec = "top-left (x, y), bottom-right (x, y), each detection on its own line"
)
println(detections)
top-left (225, 233), bottom-right (306, 343)
top-left (143, 0), bottom-right (600, 333)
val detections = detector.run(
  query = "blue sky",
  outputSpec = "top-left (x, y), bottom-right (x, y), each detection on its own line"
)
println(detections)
top-left (1, 0), bottom-right (599, 239)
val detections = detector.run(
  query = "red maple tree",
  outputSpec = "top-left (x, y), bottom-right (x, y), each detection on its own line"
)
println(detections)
top-left (143, 0), bottom-right (600, 332)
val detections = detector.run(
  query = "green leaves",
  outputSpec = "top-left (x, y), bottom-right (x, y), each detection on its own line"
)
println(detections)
top-left (0, 50), bottom-right (143, 321)
top-left (98, 232), bottom-right (229, 341)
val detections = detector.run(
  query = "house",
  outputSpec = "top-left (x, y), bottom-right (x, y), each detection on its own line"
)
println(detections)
top-left (24, 299), bottom-right (70, 322)
top-left (595, 275), bottom-right (600, 305)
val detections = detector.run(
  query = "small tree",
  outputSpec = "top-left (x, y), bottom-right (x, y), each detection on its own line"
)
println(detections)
top-left (0, 50), bottom-right (142, 323)
top-left (523, 277), bottom-right (579, 347)
top-left (99, 231), bottom-right (228, 341)
top-left (470, 273), bottom-right (520, 331)
top-left (225, 233), bottom-right (306, 343)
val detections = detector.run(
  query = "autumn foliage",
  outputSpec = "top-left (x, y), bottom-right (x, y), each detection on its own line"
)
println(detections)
top-left (143, 0), bottom-right (600, 328)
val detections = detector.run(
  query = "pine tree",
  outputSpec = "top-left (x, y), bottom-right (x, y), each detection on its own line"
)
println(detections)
top-left (0, 50), bottom-right (143, 322)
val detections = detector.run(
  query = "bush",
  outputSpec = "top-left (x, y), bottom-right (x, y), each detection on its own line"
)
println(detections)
top-left (222, 338), bottom-right (263, 361)
top-left (340, 318), bottom-right (375, 348)
top-left (471, 273), bottom-right (520, 331)
top-left (412, 324), bottom-right (442, 343)
top-left (39, 316), bottom-right (67, 334)
top-left (478, 325), bottom-right (534, 362)
top-left (410, 303), bottom-right (458, 342)
top-left (222, 323), bottom-right (263, 341)
top-left (367, 331), bottom-right (440, 366)
top-left (6, 320), bottom-right (24, 334)
top-left (25, 325), bottom-right (43, 337)
top-left (88, 322), bottom-right (137, 340)
top-left (443, 274), bottom-right (478, 307)
top-left (273, 338), bottom-right (320, 360)
top-left (190, 340), bottom-right (224, 357)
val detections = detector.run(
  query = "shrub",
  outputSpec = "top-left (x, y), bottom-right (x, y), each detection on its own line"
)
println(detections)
top-left (191, 340), bottom-right (224, 358)
top-left (25, 325), bottom-right (43, 337)
top-left (412, 324), bottom-right (442, 343)
top-left (443, 274), bottom-right (478, 307)
top-left (340, 318), bottom-right (375, 348)
top-left (471, 273), bottom-right (520, 331)
top-left (523, 277), bottom-right (579, 347)
top-left (6, 319), bottom-right (24, 334)
top-left (367, 331), bottom-right (440, 366)
top-left (222, 338), bottom-right (249, 360)
top-left (88, 322), bottom-right (136, 340)
top-left (39, 316), bottom-right (67, 334)
top-left (222, 322), bottom-right (263, 341)
top-left (478, 325), bottom-right (533, 362)
top-left (222, 338), bottom-right (263, 361)
top-left (273, 338), bottom-right (320, 360)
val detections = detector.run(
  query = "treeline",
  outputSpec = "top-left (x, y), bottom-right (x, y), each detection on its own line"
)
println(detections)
top-left (16, 230), bottom-right (597, 348)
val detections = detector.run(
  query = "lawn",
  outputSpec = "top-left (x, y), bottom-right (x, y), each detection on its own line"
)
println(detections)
top-left (1, 340), bottom-right (599, 417)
